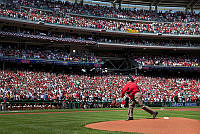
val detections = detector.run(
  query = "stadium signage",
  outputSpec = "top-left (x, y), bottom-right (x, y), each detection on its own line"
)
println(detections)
top-left (126, 29), bottom-right (139, 33)
top-left (141, 65), bottom-right (200, 71)
top-left (0, 56), bottom-right (104, 67)
top-left (171, 102), bottom-right (197, 107)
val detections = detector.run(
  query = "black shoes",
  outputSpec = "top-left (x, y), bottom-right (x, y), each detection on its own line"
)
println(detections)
top-left (153, 112), bottom-right (158, 119)
top-left (126, 112), bottom-right (158, 121)
top-left (126, 117), bottom-right (133, 120)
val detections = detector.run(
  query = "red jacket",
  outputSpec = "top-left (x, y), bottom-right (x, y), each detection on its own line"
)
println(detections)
top-left (121, 81), bottom-right (140, 100)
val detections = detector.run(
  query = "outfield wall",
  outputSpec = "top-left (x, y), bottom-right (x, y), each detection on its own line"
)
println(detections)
top-left (0, 100), bottom-right (199, 111)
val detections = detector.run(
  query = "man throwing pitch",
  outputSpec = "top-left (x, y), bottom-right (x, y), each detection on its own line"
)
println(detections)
top-left (121, 76), bottom-right (158, 120)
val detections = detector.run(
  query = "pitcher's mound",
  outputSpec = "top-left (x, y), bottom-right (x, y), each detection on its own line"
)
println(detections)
top-left (85, 117), bottom-right (200, 134)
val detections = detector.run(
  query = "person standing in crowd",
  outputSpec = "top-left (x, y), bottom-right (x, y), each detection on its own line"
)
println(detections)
top-left (174, 94), bottom-right (179, 106)
top-left (121, 76), bottom-right (158, 120)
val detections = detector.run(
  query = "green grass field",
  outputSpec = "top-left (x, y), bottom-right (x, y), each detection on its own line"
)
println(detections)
top-left (0, 107), bottom-right (199, 134)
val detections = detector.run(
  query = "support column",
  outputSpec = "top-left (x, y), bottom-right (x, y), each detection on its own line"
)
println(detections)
top-left (119, 2), bottom-right (121, 9)
top-left (112, 2), bottom-right (116, 8)
top-left (80, 0), bottom-right (83, 5)
top-left (2, 61), bottom-right (5, 71)
top-left (155, 5), bottom-right (158, 13)
top-left (149, 4), bottom-right (152, 10)
top-left (2, 0), bottom-right (7, 8)
top-left (185, 7), bottom-right (189, 13)
top-left (191, 7), bottom-right (193, 13)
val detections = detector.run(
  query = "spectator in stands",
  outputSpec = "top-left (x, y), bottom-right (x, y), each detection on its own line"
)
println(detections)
top-left (0, 3), bottom-right (200, 36)
top-left (174, 94), bottom-right (179, 106)
top-left (0, 69), bottom-right (199, 105)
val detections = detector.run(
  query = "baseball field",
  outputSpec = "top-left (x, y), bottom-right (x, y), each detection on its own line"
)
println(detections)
top-left (0, 107), bottom-right (199, 134)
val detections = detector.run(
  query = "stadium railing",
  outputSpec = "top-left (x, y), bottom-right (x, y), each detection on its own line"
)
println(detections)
top-left (0, 56), bottom-right (103, 67)
top-left (140, 65), bottom-right (200, 71)
top-left (0, 100), bottom-right (199, 111)
top-left (1, 16), bottom-right (200, 38)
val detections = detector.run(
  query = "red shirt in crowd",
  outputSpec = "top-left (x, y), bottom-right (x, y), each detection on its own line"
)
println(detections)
top-left (121, 81), bottom-right (140, 100)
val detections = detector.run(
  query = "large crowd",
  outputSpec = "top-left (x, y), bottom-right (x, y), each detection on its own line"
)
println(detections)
top-left (1, 26), bottom-right (96, 45)
top-left (1, 45), bottom-right (200, 68)
top-left (0, 1), bottom-right (199, 111)
top-left (0, 1), bottom-right (200, 36)
top-left (134, 56), bottom-right (200, 67)
top-left (0, 45), bottom-right (102, 64)
top-left (0, 45), bottom-right (200, 68)
top-left (0, 70), bottom-right (199, 103)
top-left (8, 0), bottom-right (200, 23)
top-left (1, 27), bottom-right (199, 48)
top-left (0, 31), bottom-right (96, 45)
top-left (97, 37), bottom-right (200, 47)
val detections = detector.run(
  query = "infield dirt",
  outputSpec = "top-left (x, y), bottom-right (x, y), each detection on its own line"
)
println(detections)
top-left (85, 117), bottom-right (200, 134)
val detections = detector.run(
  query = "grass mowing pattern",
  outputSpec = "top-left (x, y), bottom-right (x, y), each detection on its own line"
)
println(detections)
top-left (0, 107), bottom-right (199, 134)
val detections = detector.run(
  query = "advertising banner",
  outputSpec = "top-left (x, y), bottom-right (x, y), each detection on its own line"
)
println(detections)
top-left (171, 102), bottom-right (197, 107)
top-left (126, 29), bottom-right (138, 33)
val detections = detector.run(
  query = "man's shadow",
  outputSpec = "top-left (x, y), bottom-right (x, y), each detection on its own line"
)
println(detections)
top-left (125, 118), bottom-right (159, 121)
top-left (145, 118), bottom-right (160, 119)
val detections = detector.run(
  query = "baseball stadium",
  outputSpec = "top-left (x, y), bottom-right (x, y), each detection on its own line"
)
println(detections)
top-left (0, 0), bottom-right (200, 134)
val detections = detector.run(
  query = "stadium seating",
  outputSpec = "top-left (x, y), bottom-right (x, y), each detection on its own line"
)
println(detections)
top-left (0, 2), bottom-right (200, 36)
top-left (0, 28), bottom-right (199, 48)
top-left (0, 70), bottom-right (199, 103)
top-left (134, 56), bottom-right (200, 67)
top-left (0, 45), bottom-right (101, 63)
top-left (8, 0), bottom-right (200, 23)
top-left (0, 0), bottom-right (199, 108)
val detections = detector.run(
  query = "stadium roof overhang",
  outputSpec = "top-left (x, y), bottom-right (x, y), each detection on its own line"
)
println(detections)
top-left (92, 0), bottom-right (200, 10)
